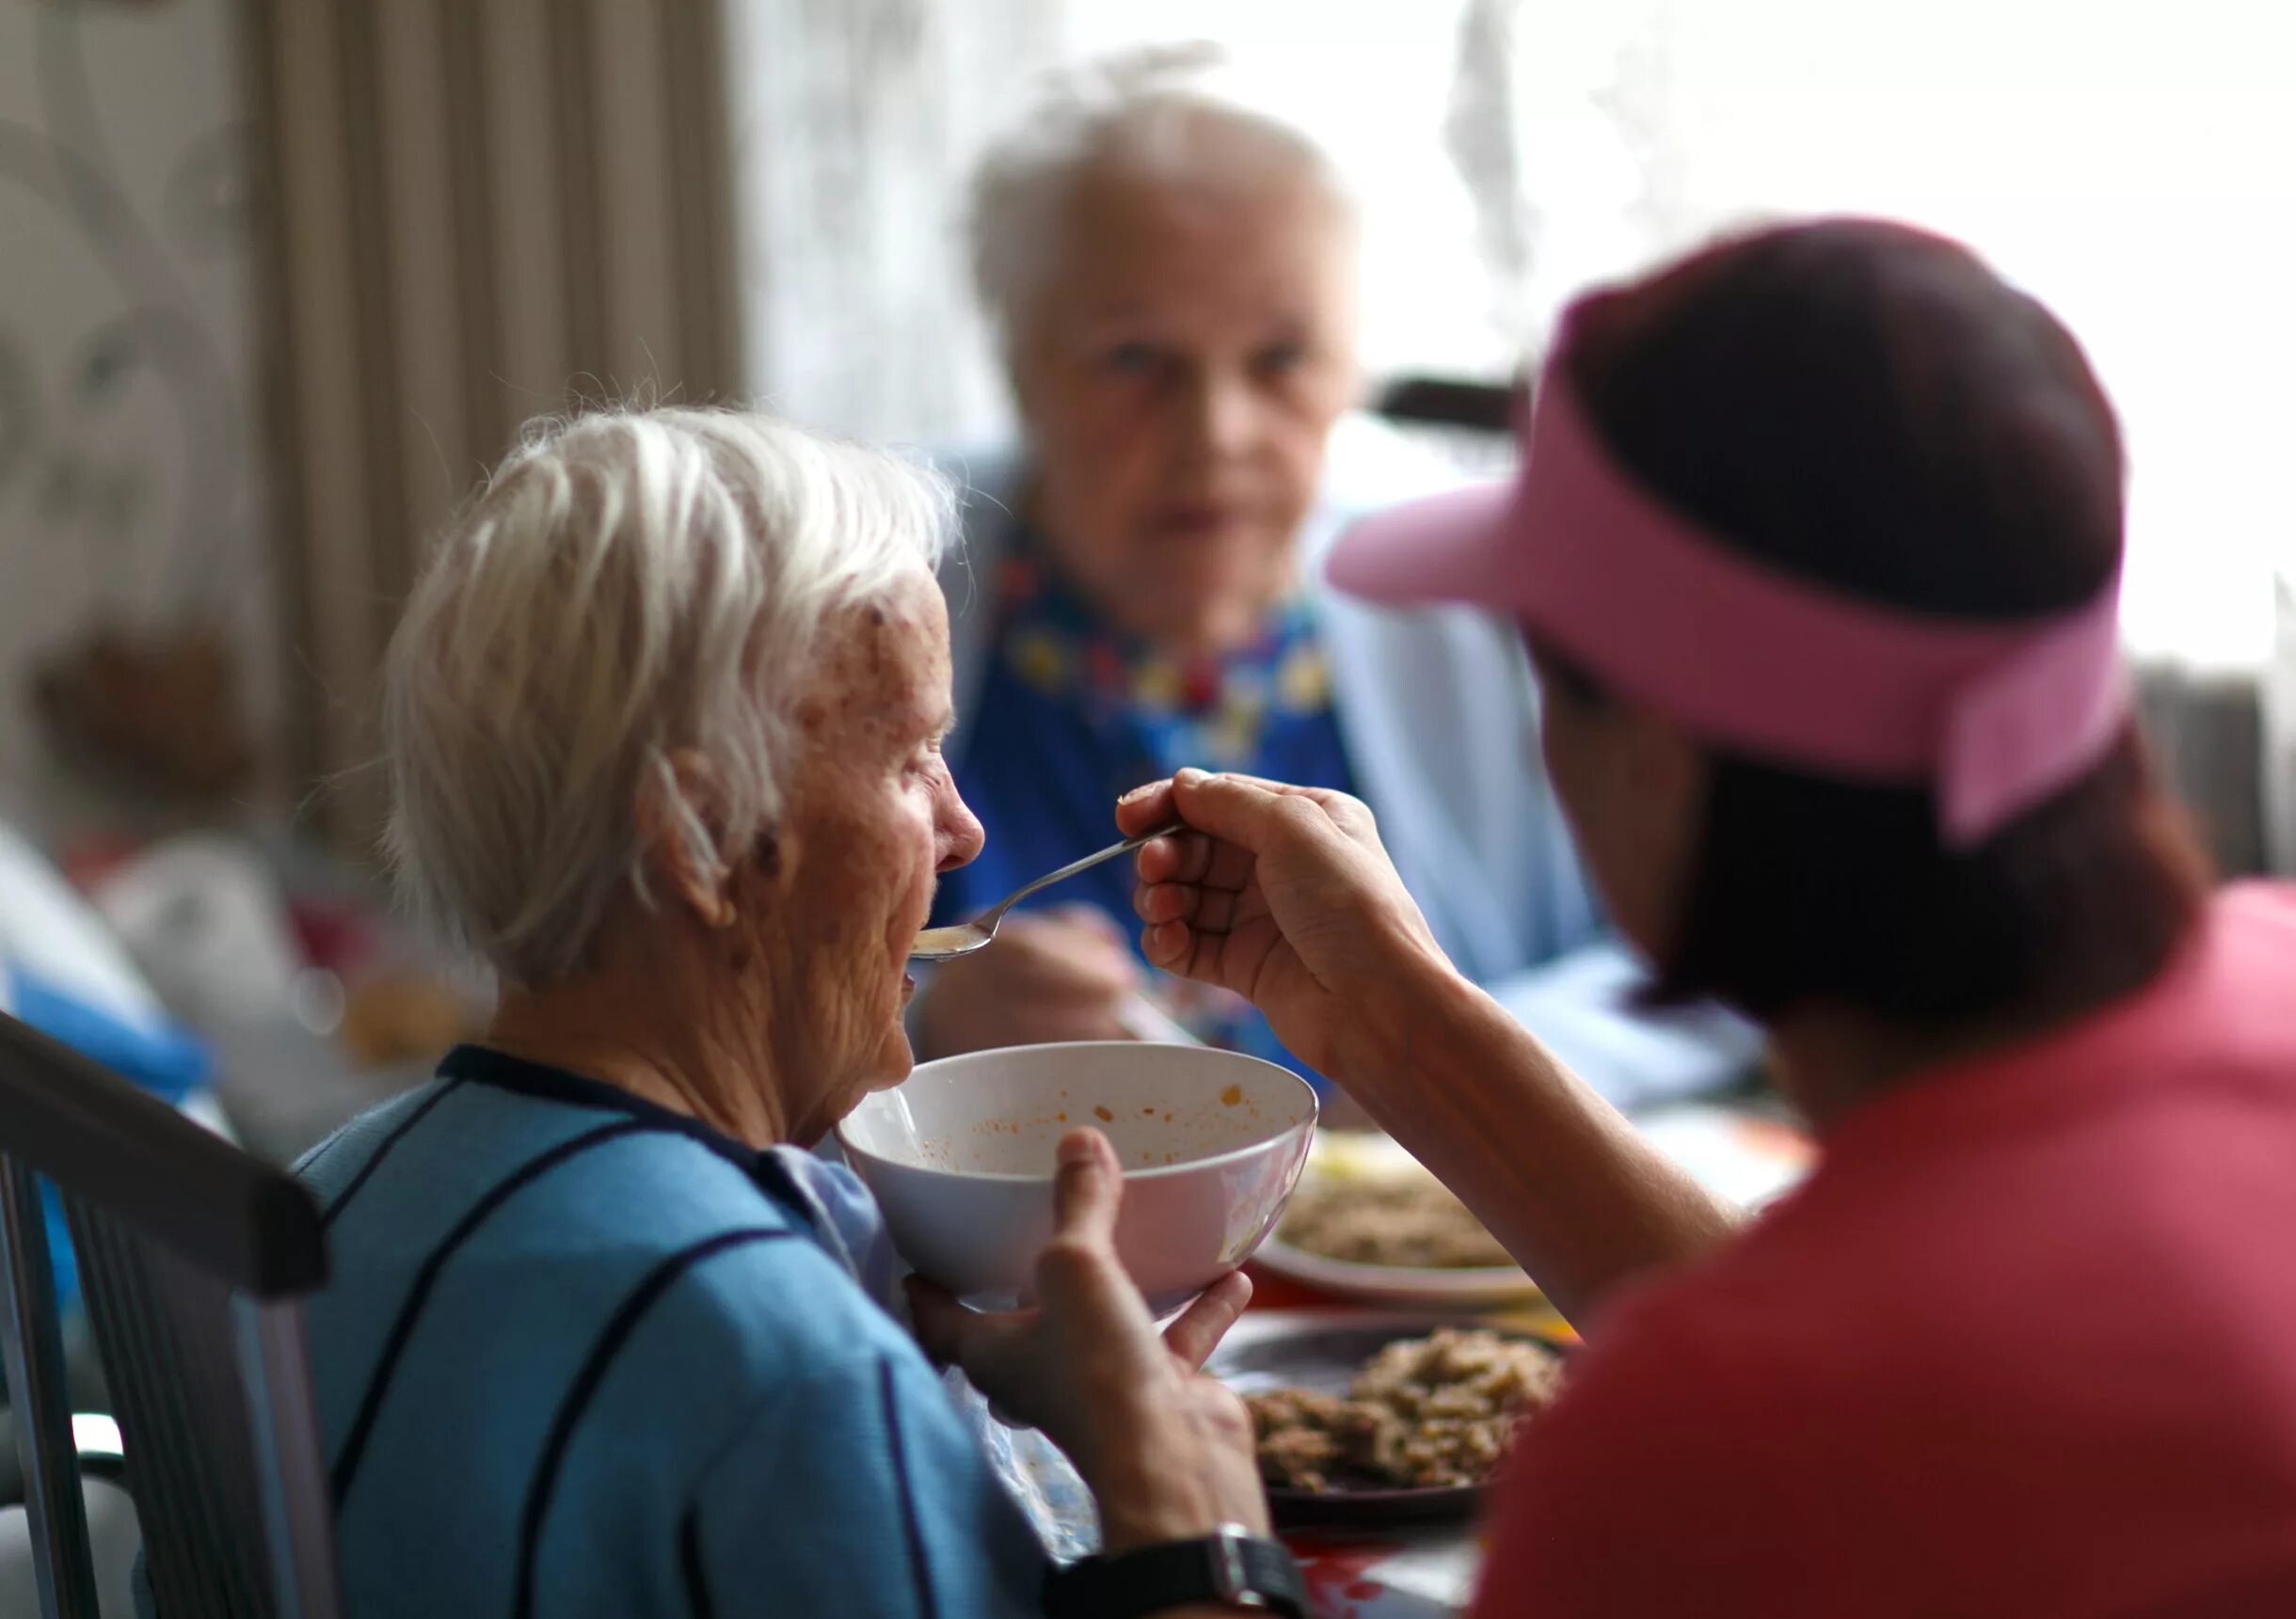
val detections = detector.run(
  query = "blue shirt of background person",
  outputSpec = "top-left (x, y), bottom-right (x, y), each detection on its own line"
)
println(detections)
top-left (930, 525), bottom-right (1352, 1079)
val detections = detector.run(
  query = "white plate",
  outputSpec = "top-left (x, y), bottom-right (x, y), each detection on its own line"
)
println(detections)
top-left (1250, 1236), bottom-right (1543, 1309)
top-left (1252, 1130), bottom-right (1543, 1308)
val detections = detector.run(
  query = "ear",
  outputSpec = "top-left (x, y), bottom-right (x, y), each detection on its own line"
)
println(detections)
top-left (636, 750), bottom-right (738, 929)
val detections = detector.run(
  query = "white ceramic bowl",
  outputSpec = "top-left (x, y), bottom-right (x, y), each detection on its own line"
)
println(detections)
top-left (837, 1041), bottom-right (1319, 1313)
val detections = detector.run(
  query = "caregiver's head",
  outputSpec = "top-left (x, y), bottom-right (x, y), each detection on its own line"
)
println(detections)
top-left (381, 410), bottom-right (982, 1144)
top-left (1333, 218), bottom-right (2208, 1036)
top-left (969, 44), bottom-right (1362, 653)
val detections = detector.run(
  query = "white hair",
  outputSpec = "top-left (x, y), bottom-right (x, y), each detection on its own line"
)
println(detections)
top-left (966, 41), bottom-right (1355, 358)
top-left (381, 407), bottom-right (953, 988)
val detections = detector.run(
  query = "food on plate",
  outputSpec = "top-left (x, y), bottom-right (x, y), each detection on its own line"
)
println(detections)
top-left (1245, 1327), bottom-right (1562, 1493)
top-left (1276, 1160), bottom-right (1514, 1269)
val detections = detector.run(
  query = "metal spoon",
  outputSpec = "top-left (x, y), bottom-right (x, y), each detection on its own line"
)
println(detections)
top-left (910, 825), bottom-right (1180, 960)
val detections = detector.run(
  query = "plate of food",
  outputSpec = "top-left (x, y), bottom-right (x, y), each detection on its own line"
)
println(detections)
top-left (1251, 1131), bottom-right (1543, 1308)
top-left (1214, 1317), bottom-right (1567, 1526)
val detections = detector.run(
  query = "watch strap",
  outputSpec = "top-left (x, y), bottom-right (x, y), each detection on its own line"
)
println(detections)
top-left (1044, 1526), bottom-right (1307, 1619)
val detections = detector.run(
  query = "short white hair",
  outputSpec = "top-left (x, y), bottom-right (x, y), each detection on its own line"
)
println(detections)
top-left (381, 407), bottom-right (953, 988)
top-left (966, 41), bottom-right (1354, 358)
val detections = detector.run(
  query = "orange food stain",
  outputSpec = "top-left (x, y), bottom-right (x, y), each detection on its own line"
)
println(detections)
top-left (1219, 1084), bottom-right (1243, 1106)
top-left (1056, 1111), bottom-right (1067, 1122)
top-left (1093, 1105), bottom-right (1114, 1122)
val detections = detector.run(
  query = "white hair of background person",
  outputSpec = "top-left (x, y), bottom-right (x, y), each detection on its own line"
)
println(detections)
top-left (381, 408), bottom-right (955, 988)
top-left (965, 40), bottom-right (1359, 364)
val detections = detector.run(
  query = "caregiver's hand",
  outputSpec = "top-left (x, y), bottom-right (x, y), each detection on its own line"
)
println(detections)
top-left (1118, 768), bottom-right (1462, 1081)
top-left (908, 1129), bottom-right (1268, 1553)
top-left (1121, 771), bottom-right (1743, 1329)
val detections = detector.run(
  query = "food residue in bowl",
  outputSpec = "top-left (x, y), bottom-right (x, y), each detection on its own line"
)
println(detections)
top-left (1247, 1328), bottom-right (1561, 1494)
top-left (871, 1068), bottom-right (1301, 1178)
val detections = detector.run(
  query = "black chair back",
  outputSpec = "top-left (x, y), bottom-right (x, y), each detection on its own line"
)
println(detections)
top-left (0, 1010), bottom-right (339, 1619)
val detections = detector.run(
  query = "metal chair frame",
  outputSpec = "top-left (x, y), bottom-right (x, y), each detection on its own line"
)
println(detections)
top-left (0, 1010), bottom-right (338, 1619)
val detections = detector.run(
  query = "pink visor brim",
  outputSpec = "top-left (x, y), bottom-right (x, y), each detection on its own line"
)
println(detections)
top-left (1324, 342), bottom-right (2128, 848)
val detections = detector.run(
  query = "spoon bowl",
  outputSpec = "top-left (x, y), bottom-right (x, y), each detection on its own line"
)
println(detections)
top-left (910, 824), bottom-right (1178, 961)
top-left (909, 918), bottom-right (996, 960)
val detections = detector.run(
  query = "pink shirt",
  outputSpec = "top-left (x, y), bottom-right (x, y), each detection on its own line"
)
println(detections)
top-left (1475, 884), bottom-right (2296, 1618)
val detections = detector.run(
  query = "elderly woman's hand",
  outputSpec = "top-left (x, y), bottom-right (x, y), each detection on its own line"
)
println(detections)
top-left (1120, 769), bottom-right (1466, 1085)
top-left (907, 1129), bottom-right (1268, 1552)
top-left (914, 906), bottom-right (1144, 1057)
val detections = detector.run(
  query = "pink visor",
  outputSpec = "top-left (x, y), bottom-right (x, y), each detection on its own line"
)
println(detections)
top-left (1329, 330), bottom-right (2129, 847)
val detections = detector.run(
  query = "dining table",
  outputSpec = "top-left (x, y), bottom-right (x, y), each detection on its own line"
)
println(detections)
top-left (1235, 1095), bottom-right (1814, 1619)
top-left (1228, 1283), bottom-right (1568, 1619)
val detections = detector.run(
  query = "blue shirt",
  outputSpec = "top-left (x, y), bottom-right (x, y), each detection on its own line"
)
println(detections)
top-left (931, 529), bottom-right (1355, 1080)
top-left (297, 1045), bottom-right (1046, 1618)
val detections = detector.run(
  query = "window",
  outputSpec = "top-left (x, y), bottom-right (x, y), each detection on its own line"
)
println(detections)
top-left (734, 0), bottom-right (2296, 663)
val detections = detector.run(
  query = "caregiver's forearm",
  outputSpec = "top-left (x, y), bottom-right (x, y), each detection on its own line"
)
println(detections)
top-left (1339, 967), bottom-right (1744, 1327)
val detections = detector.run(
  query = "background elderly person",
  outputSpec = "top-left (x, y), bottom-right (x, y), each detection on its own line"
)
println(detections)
top-left (301, 408), bottom-right (1280, 1618)
top-left (917, 45), bottom-right (1756, 1105)
top-left (1115, 220), bottom-right (2296, 1615)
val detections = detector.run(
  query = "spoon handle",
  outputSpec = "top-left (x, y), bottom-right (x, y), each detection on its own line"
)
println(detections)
top-left (987, 823), bottom-right (1181, 921)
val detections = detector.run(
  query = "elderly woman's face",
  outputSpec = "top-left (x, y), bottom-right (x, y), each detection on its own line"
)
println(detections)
top-left (1012, 164), bottom-right (1360, 651)
top-left (764, 570), bottom-right (981, 1135)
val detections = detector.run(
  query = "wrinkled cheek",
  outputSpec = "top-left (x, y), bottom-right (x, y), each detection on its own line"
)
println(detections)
top-left (862, 992), bottom-right (917, 1092)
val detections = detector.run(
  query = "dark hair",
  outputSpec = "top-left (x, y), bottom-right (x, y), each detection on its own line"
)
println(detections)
top-left (1553, 218), bottom-right (2208, 1026)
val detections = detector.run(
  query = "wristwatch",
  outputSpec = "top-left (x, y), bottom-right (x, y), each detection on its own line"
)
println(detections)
top-left (1043, 1524), bottom-right (1309, 1618)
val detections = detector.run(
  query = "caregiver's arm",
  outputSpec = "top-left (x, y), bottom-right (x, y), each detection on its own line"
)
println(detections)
top-left (1121, 770), bottom-right (1741, 1326)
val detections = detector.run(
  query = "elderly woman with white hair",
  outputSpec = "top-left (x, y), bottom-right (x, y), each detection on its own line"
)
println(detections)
top-left (917, 46), bottom-right (1757, 1102)
top-left (296, 408), bottom-right (1295, 1618)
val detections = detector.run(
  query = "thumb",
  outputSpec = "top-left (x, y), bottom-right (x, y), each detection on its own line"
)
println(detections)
top-left (1167, 768), bottom-right (1301, 853)
top-left (1047, 1128), bottom-right (1124, 1249)
top-left (1034, 1131), bottom-right (1158, 1354)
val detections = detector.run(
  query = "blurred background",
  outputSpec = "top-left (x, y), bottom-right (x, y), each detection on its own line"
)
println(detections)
top-left (1, 0), bottom-right (2294, 1165)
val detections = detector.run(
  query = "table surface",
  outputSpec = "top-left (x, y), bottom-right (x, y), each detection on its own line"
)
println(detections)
top-left (1227, 1298), bottom-right (1510, 1619)
top-left (1242, 1096), bottom-right (1812, 1616)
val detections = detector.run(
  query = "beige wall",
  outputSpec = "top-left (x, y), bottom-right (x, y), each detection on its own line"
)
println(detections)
top-left (0, 0), bottom-right (271, 840)
top-left (243, 0), bottom-right (742, 848)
